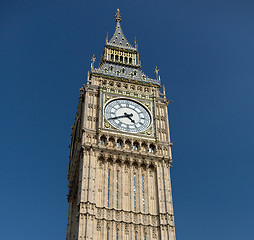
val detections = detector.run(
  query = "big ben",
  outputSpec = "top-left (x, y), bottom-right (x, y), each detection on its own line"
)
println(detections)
top-left (66, 9), bottom-right (176, 240)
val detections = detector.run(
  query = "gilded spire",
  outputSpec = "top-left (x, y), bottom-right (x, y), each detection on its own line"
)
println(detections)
top-left (107, 9), bottom-right (134, 49)
top-left (90, 10), bottom-right (161, 86)
top-left (115, 9), bottom-right (121, 22)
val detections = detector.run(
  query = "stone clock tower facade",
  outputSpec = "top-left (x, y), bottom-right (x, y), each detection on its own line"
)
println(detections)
top-left (66, 10), bottom-right (176, 240)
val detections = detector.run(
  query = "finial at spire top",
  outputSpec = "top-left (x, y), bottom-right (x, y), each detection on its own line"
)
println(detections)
top-left (134, 37), bottom-right (138, 48)
top-left (106, 32), bottom-right (109, 44)
top-left (155, 66), bottom-right (160, 80)
top-left (115, 9), bottom-right (121, 22)
top-left (91, 54), bottom-right (96, 69)
top-left (155, 66), bottom-right (159, 75)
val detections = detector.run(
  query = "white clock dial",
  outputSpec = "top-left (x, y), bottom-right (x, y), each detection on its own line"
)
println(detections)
top-left (104, 99), bottom-right (151, 133)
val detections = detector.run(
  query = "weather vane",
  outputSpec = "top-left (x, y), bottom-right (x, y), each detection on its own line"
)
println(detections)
top-left (115, 9), bottom-right (121, 22)
top-left (91, 54), bottom-right (96, 69)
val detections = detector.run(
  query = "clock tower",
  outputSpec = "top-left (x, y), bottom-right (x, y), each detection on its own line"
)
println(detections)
top-left (66, 9), bottom-right (176, 240)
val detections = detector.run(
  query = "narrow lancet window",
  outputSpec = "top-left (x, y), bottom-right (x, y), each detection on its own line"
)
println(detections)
top-left (134, 173), bottom-right (136, 211)
top-left (133, 142), bottom-right (139, 151)
top-left (116, 170), bottom-right (119, 208)
top-left (116, 232), bottom-right (119, 240)
top-left (107, 231), bottom-right (109, 240)
top-left (107, 170), bottom-right (110, 207)
top-left (100, 136), bottom-right (106, 145)
top-left (149, 144), bottom-right (155, 153)
top-left (117, 139), bottom-right (122, 148)
top-left (142, 175), bottom-right (145, 212)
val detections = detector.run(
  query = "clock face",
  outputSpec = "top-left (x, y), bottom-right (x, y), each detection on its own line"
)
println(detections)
top-left (104, 99), bottom-right (151, 133)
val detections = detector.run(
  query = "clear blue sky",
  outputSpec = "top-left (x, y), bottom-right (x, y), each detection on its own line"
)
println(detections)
top-left (1, 0), bottom-right (254, 239)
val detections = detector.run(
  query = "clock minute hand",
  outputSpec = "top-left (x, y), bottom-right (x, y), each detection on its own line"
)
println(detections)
top-left (108, 113), bottom-right (133, 120)
top-left (108, 115), bottom-right (126, 120)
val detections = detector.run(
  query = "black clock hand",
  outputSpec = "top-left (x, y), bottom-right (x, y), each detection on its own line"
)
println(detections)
top-left (124, 112), bottom-right (135, 123)
top-left (128, 117), bottom-right (135, 123)
top-left (108, 113), bottom-right (133, 120)
top-left (108, 115), bottom-right (127, 120)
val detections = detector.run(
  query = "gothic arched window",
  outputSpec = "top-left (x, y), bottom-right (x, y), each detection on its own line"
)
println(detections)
top-left (100, 136), bottom-right (107, 145)
top-left (133, 141), bottom-right (139, 151)
top-left (117, 139), bottom-right (123, 148)
top-left (149, 144), bottom-right (155, 153)
top-left (142, 174), bottom-right (145, 212)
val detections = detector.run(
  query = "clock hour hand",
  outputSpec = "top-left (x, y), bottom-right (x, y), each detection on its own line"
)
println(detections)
top-left (124, 112), bottom-right (135, 123)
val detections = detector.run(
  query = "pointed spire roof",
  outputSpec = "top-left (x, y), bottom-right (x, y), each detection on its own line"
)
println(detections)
top-left (90, 9), bottom-right (161, 87)
top-left (107, 9), bottom-right (136, 50)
